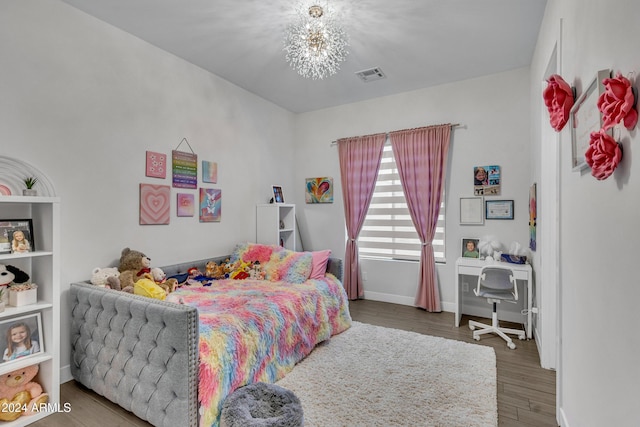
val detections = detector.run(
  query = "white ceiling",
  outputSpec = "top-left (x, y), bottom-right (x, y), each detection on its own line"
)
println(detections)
top-left (59, 0), bottom-right (547, 113)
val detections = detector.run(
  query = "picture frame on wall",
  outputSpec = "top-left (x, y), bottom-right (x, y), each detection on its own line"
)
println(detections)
top-left (0, 219), bottom-right (34, 254)
top-left (486, 200), bottom-right (514, 220)
top-left (272, 185), bottom-right (285, 203)
top-left (569, 69), bottom-right (611, 172)
top-left (0, 312), bottom-right (44, 365)
top-left (462, 238), bottom-right (480, 258)
top-left (460, 197), bottom-right (484, 225)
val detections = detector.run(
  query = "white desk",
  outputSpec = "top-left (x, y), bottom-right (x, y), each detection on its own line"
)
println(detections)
top-left (454, 257), bottom-right (533, 339)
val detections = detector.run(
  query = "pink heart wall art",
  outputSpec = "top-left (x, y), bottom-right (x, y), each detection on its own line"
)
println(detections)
top-left (140, 183), bottom-right (171, 225)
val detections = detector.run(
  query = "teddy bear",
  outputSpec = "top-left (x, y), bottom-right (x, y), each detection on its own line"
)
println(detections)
top-left (0, 364), bottom-right (48, 421)
top-left (150, 267), bottom-right (178, 294)
top-left (90, 267), bottom-right (121, 290)
top-left (117, 248), bottom-right (151, 293)
top-left (205, 260), bottom-right (226, 280)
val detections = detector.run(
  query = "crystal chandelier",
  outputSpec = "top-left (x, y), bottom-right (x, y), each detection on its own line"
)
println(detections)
top-left (283, 1), bottom-right (349, 80)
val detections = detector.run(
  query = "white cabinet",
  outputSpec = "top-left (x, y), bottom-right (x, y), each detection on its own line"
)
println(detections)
top-left (0, 196), bottom-right (60, 426)
top-left (256, 204), bottom-right (296, 250)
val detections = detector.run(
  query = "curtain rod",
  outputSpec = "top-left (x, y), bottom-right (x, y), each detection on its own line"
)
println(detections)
top-left (330, 123), bottom-right (462, 146)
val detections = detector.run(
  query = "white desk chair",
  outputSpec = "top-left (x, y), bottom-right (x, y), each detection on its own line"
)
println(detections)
top-left (468, 264), bottom-right (525, 349)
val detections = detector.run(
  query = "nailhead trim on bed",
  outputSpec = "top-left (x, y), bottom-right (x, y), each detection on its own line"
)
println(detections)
top-left (70, 283), bottom-right (199, 427)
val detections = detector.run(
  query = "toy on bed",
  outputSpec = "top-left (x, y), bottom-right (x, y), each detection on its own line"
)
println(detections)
top-left (0, 364), bottom-right (49, 421)
top-left (118, 248), bottom-right (151, 293)
top-left (90, 267), bottom-right (121, 290)
top-left (150, 267), bottom-right (178, 293)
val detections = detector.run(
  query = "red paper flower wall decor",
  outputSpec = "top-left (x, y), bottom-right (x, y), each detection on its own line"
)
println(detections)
top-left (586, 129), bottom-right (622, 180)
top-left (543, 74), bottom-right (574, 131)
top-left (597, 73), bottom-right (638, 130)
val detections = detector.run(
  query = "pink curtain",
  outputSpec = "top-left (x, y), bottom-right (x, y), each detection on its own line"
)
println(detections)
top-left (337, 133), bottom-right (386, 300)
top-left (389, 125), bottom-right (451, 311)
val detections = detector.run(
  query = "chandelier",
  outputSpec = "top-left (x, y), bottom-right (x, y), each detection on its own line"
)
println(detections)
top-left (283, 1), bottom-right (349, 80)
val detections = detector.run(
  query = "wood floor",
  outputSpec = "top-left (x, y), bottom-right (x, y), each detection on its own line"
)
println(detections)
top-left (34, 299), bottom-right (557, 427)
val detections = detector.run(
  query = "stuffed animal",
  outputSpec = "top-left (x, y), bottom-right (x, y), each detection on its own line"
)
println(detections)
top-left (184, 267), bottom-right (212, 287)
top-left (0, 265), bottom-right (30, 286)
top-left (90, 267), bottom-right (121, 290)
top-left (150, 267), bottom-right (178, 294)
top-left (229, 260), bottom-right (251, 280)
top-left (205, 261), bottom-right (226, 280)
top-left (0, 364), bottom-right (48, 421)
top-left (134, 274), bottom-right (167, 300)
top-left (249, 261), bottom-right (266, 280)
top-left (0, 265), bottom-right (30, 304)
top-left (118, 248), bottom-right (151, 293)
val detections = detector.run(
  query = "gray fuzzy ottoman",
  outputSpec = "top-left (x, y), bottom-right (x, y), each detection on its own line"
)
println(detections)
top-left (220, 382), bottom-right (304, 427)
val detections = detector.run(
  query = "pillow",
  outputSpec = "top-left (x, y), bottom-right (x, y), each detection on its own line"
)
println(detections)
top-left (265, 248), bottom-right (313, 284)
top-left (230, 242), bottom-right (276, 264)
top-left (309, 250), bottom-right (331, 280)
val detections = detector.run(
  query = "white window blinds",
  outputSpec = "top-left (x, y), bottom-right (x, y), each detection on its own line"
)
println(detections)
top-left (358, 143), bottom-right (446, 262)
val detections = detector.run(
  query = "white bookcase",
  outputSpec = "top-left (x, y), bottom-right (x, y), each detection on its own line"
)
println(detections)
top-left (256, 204), bottom-right (296, 250)
top-left (0, 196), bottom-right (60, 426)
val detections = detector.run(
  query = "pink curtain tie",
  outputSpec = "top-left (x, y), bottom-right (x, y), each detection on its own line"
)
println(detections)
top-left (421, 242), bottom-right (431, 246)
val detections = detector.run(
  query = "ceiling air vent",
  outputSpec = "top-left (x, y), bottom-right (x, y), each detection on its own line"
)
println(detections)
top-left (355, 67), bottom-right (386, 82)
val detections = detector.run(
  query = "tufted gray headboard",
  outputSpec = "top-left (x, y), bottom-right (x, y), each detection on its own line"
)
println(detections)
top-left (70, 283), bottom-right (199, 426)
top-left (70, 255), bottom-right (342, 427)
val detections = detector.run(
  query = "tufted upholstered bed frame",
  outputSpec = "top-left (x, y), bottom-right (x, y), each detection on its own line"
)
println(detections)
top-left (70, 255), bottom-right (343, 427)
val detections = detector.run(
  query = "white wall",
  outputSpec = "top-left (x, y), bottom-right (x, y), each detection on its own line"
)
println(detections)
top-left (294, 68), bottom-right (532, 312)
top-left (530, 1), bottom-right (640, 426)
top-left (0, 0), bottom-right (296, 381)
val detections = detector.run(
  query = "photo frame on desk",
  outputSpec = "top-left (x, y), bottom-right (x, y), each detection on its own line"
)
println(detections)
top-left (461, 238), bottom-right (480, 258)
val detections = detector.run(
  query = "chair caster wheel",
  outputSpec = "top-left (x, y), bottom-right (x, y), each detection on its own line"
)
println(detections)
top-left (507, 342), bottom-right (516, 349)
top-left (473, 336), bottom-right (480, 341)
top-left (469, 325), bottom-right (476, 331)
top-left (519, 335), bottom-right (526, 340)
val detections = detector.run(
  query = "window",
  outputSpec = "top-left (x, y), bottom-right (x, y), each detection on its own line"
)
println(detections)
top-left (358, 143), bottom-right (446, 262)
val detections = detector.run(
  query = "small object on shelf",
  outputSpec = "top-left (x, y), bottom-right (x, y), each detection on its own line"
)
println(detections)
top-left (9, 283), bottom-right (37, 306)
top-left (22, 176), bottom-right (38, 196)
top-left (0, 364), bottom-right (48, 420)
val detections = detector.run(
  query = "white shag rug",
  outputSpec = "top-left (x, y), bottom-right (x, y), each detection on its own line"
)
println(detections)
top-left (276, 321), bottom-right (497, 427)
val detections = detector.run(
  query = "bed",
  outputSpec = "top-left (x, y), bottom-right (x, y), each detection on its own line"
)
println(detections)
top-left (70, 244), bottom-right (351, 427)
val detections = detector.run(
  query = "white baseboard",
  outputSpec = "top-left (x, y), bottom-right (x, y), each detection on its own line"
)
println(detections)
top-left (559, 407), bottom-right (569, 427)
top-left (60, 364), bottom-right (72, 383)
top-left (361, 291), bottom-right (457, 314)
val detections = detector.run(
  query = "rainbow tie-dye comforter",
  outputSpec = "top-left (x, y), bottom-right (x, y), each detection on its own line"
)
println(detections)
top-left (166, 274), bottom-right (351, 427)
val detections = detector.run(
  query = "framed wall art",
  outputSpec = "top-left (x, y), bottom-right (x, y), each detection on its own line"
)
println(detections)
top-left (473, 165), bottom-right (501, 196)
top-left (145, 151), bottom-right (167, 179)
top-left (305, 177), bottom-right (333, 204)
top-left (177, 193), bottom-right (195, 217)
top-left (569, 69), bottom-right (611, 171)
top-left (200, 188), bottom-right (221, 222)
top-left (460, 197), bottom-right (484, 225)
top-left (139, 184), bottom-right (170, 225)
top-left (486, 200), bottom-right (514, 220)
